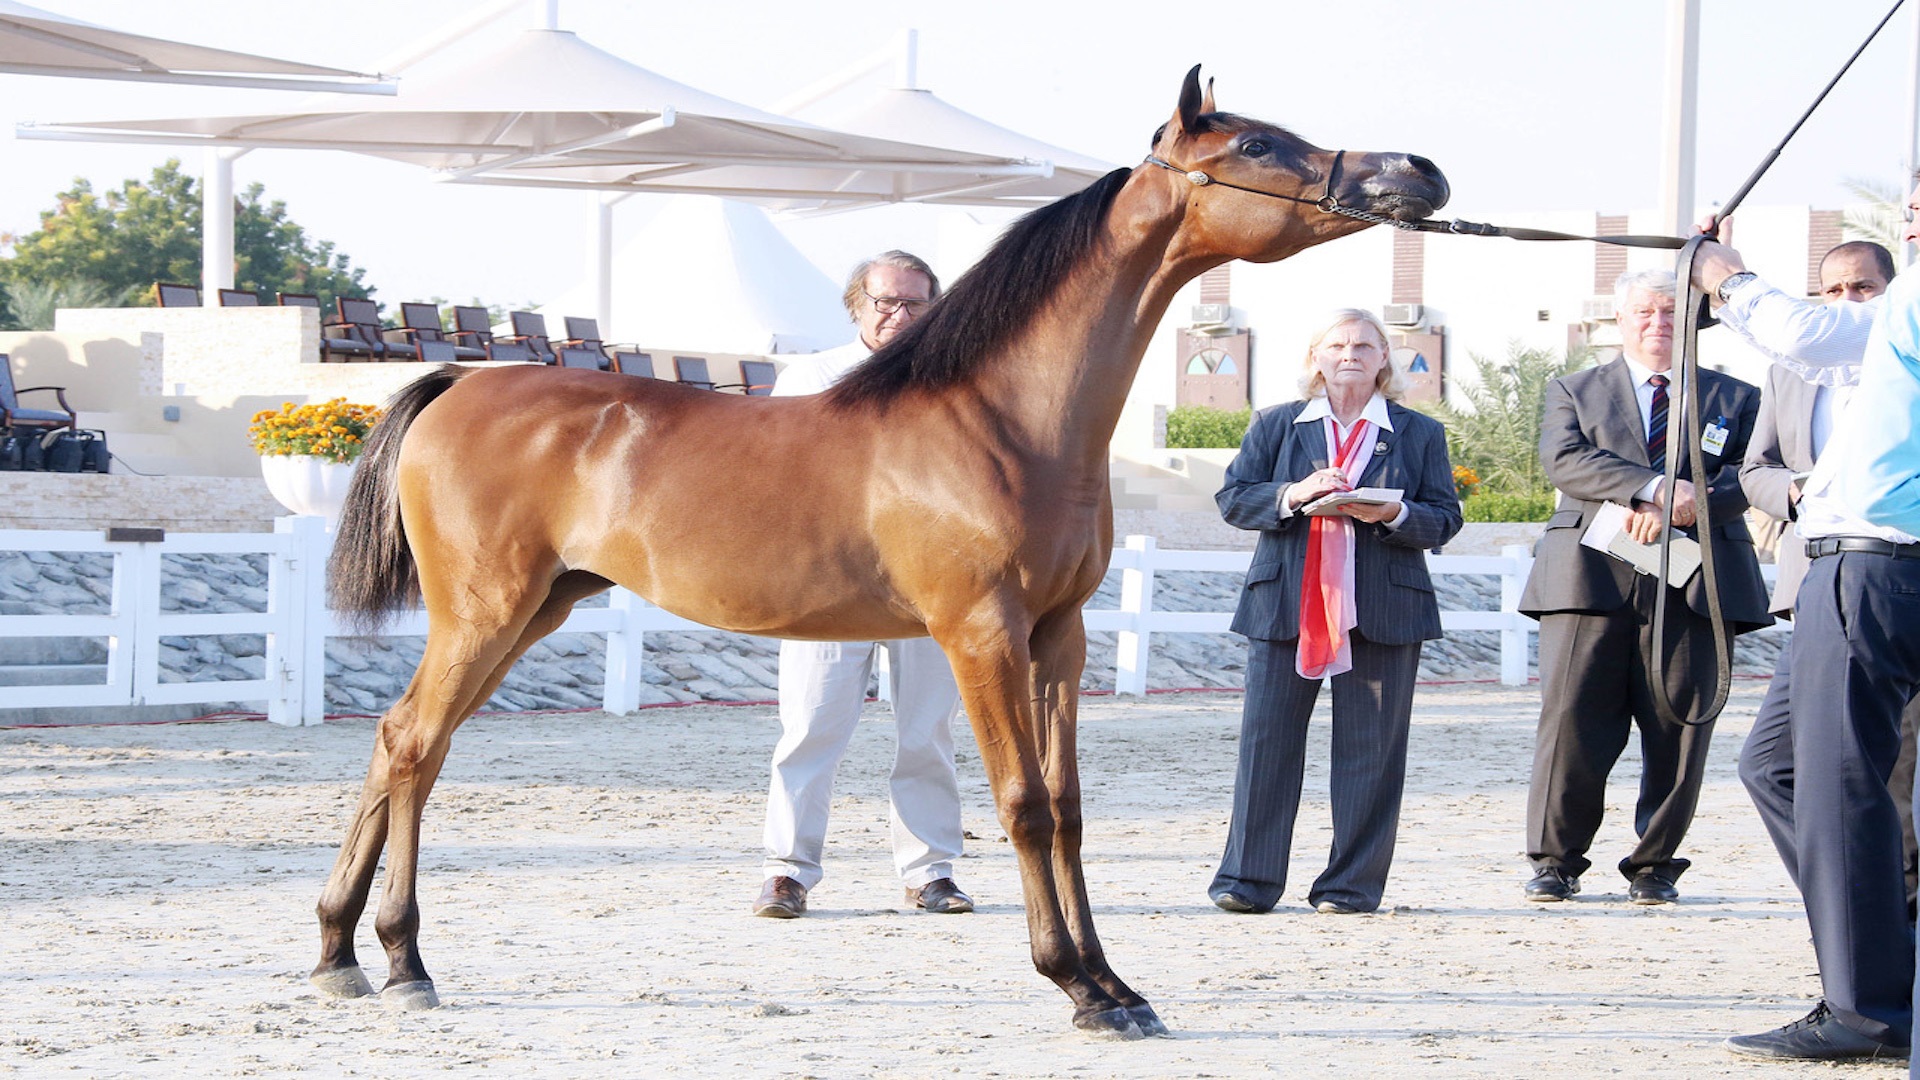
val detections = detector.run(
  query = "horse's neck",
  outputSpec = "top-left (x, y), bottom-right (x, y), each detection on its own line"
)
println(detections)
top-left (970, 200), bottom-right (1201, 473)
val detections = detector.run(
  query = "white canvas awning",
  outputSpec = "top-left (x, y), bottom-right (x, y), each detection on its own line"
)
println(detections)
top-left (0, 0), bottom-right (390, 92)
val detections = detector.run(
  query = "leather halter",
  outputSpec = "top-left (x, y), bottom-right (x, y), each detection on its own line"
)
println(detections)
top-left (1143, 149), bottom-right (1350, 214)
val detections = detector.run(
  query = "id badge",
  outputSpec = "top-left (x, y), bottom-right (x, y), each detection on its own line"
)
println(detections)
top-left (1701, 422), bottom-right (1729, 456)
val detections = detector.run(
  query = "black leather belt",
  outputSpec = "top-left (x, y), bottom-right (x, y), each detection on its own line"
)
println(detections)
top-left (1806, 536), bottom-right (1920, 560)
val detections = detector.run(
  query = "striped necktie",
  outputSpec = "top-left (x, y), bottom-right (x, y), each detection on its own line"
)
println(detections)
top-left (1647, 373), bottom-right (1669, 475)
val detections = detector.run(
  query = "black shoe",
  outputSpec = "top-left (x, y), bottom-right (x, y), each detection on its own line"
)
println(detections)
top-left (1628, 871), bottom-right (1679, 905)
top-left (1725, 1001), bottom-right (1908, 1061)
top-left (1210, 890), bottom-right (1263, 914)
top-left (1524, 867), bottom-right (1579, 902)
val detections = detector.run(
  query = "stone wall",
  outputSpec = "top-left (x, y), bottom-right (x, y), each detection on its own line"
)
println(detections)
top-left (0, 473), bottom-right (282, 533)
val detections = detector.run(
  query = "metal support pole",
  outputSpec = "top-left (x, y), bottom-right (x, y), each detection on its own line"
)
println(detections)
top-left (1657, 0), bottom-right (1701, 240)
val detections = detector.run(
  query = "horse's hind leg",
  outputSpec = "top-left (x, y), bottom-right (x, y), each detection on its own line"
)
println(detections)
top-left (368, 569), bottom-right (609, 1010)
top-left (941, 611), bottom-right (1139, 1038)
top-left (311, 735), bottom-right (394, 998)
top-left (1030, 607), bottom-right (1163, 1036)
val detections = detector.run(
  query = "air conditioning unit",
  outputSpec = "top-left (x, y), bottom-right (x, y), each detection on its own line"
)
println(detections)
top-left (1381, 303), bottom-right (1424, 328)
top-left (1188, 303), bottom-right (1232, 335)
top-left (1580, 297), bottom-right (1617, 323)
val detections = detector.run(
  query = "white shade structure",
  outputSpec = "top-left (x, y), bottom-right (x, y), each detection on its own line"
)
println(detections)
top-left (539, 197), bottom-right (852, 355)
top-left (17, 26), bottom-right (1050, 307)
top-left (0, 0), bottom-right (390, 92)
top-left (779, 85), bottom-right (1116, 209)
top-left (21, 28), bottom-right (1044, 185)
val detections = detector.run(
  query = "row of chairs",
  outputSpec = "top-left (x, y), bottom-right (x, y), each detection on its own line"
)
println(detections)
top-left (153, 284), bottom-right (776, 394)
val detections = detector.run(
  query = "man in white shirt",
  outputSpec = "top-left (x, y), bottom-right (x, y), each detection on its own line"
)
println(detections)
top-left (1690, 221), bottom-right (1920, 1061)
top-left (753, 251), bottom-right (975, 920)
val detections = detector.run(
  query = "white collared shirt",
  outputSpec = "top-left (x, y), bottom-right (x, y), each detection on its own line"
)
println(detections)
top-left (770, 340), bottom-right (869, 397)
top-left (1279, 392), bottom-right (1410, 529)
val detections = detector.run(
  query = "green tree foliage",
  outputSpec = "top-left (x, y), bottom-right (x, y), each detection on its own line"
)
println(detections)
top-left (1419, 343), bottom-right (1593, 505)
top-left (0, 277), bottom-right (128, 331)
top-left (1166, 404), bottom-right (1252, 448)
top-left (0, 159), bottom-right (372, 322)
top-left (1840, 175), bottom-right (1904, 252)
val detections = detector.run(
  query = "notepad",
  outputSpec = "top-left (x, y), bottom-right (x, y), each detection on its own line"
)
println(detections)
top-left (1299, 487), bottom-right (1403, 516)
top-left (1578, 500), bottom-right (1702, 587)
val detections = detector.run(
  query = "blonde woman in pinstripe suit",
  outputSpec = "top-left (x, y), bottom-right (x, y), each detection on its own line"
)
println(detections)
top-left (1208, 310), bottom-right (1462, 915)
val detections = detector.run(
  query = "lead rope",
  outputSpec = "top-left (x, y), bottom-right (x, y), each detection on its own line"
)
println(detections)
top-left (1648, 0), bottom-right (1904, 727)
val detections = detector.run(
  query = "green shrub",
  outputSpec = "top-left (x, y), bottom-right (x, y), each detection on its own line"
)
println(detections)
top-left (1166, 405), bottom-right (1251, 449)
top-left (1461, 490), bottom-right (1556, 523)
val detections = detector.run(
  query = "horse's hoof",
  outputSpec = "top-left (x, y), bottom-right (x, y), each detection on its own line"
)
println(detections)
top-left (310, 966), bottom-right (373, 999)
top-left (1073, 1006), bottom-right (1144, 1040)
top-left (380, 980), bottom-right (440, 1011)
top-left (1127, 1003), bottom-right (1169, 1037)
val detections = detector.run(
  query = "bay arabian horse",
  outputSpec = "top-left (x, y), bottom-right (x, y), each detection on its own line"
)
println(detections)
top-left (316, 67), bottom-right (1447, 1037)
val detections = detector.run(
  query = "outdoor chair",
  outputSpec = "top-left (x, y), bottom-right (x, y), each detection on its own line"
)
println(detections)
top-left (719, 359), bottom-right (778, 396)
top-left (611, 351), bottom-right (654, 378)
top-left (336, 297), bottom-right (418, 361)
top-left (393, 302), bottom-right (486, 360)
top-left (558, 316), bottom-right (639, 363)
top-left (217, 289), bottom-right (262, 307)
top-left (502, 311), bottom-right (557, 364)
top-left (672, 356), bottom-right (715, 391)
top-left (154, 282), bottom-right (201, 307)
top-left (449, 305), bottom-right (495, 354)
top-left (417, 340), bottom-right (458, 364)
top-left (485, 340), bottom-right (538, 363)
top-left (0, 352), bottom-right (79, 439)
top-left (279, 293), bottom-right (377, 361)
top-left (556, 346), bottom-right (608, 371)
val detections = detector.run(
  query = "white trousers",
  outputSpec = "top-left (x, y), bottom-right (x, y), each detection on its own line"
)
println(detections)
top-left (762, 637), bottom-right (965, 890)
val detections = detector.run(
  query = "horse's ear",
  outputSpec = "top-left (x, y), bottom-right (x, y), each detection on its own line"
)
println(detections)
top-left (1200, 77), bottom-right (1216, 116)
top-left (1177, 65), bottom-right (1204, 134)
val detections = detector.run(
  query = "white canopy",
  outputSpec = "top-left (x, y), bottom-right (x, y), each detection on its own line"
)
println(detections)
top-left (539, 197), bottom-right (852, 356)
top-left (0, 0), bottom-right (389, 92)
top-left (784, 86), bottom-right (1116, 208)
top-left (22, 28), bottom-right (1038, 180)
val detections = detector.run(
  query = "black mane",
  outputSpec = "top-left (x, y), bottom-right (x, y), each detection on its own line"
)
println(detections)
top-left (825, 167), bottom-right (1133, 409)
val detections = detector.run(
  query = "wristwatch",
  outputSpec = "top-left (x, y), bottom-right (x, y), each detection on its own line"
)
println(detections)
top-left (1716, 271), bottom-right (1758, 303)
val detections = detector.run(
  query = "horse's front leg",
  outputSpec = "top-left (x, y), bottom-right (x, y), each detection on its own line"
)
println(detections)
top-left (1029, 607), bottom-right (1164, 1036)
top-left (943, 617), bottom-right (1140, 1038)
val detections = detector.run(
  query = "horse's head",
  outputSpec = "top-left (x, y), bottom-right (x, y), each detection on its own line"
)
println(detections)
top-left (1147, 65), bottom-right (1448, 264)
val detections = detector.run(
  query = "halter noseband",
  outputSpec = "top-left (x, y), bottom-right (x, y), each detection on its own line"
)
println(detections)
top-left (1143, 148), bottom-right (1423, 231)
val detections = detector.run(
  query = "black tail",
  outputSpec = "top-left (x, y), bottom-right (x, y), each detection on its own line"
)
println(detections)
top-left (327, 367), bottom-right (470, 632)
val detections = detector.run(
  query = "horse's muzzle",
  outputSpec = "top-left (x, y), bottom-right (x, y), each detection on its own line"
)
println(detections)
top-left (1364, 153), bottom-right (1450, 221)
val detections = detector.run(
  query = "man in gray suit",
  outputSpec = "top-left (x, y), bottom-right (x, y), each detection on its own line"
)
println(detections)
top-left (1519, 268), bottom-right (1770, 905)
top-left (1737, 240), bottom-right (1920, 911)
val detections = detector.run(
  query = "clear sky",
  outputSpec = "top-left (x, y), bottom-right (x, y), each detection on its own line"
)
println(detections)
top-left (0, 0), bottom-right (1914, 309)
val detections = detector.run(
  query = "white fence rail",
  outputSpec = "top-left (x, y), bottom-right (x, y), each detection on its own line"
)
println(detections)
top-left (1, 524), bottom-right (1544, 726)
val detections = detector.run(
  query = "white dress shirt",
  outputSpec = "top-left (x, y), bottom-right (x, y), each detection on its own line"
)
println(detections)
top-left (1278, 392), bottom-right (1411, 530)
top-left (1713, 276), bottom-right (1913, 542)
top-left (770, 340), bottom-right (869, 397)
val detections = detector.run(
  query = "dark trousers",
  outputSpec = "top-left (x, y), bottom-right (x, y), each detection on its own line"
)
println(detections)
top-left (1211, 633), bottom-right (1422, 913)
top-left (1526, 578), bottom-right (1723, 882)
top-left (1739, 639), bottom-right (1920, 910)
top-left (1752, 552), bottom-right (1920, 1046)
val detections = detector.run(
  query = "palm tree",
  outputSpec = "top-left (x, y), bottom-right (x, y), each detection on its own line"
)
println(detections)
top-left (1840, 175), bottom-right (1904, 253)
top-left (1418, 343), bottom-right (1593, 497)
top-left (0, 278), bottom-right (128, 331)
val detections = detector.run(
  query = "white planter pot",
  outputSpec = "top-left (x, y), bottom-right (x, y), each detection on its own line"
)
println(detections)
top-left (260, 454), bottom-right (357, 523)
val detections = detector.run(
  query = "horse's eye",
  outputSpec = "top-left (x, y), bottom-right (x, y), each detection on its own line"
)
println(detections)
top-left (1243, 141), bottom-right (1270, 157)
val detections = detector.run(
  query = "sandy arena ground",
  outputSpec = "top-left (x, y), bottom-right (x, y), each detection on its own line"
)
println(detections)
top-left (0, 680), bottom-right (1874, 1078)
